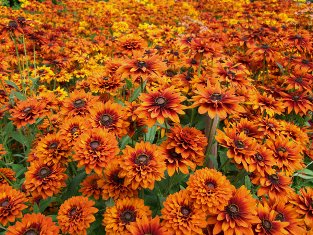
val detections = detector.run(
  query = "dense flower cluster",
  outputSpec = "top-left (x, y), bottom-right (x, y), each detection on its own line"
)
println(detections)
top-left (0, 0), bottom-right (312, 234)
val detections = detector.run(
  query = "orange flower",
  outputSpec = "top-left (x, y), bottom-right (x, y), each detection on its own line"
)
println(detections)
top-left (6, 213), bottom-right (59, 235)
top-left (247, 145), bottom-right (275, 176)
top-left (280, 91), bottom-right (312, 116)
top-left (0, 185), bottom-right (27, 226)
top-left (89, 73), bottom-right (124, 96)
top-left (135, 86), bottom-right (186, 126)
top-left (119, 141), bottom-right (166, 190)
top-left (10, 97), bottom-right (47, 128)
top-left (255, 201), bottom-right (289, 235)
top-left (117, 34), bottom-right (147, 56)
top-left (117, 55), bottom-right (166, 82)
top-left (98, 160), bottom-right (138, 200)
top-left (79, 174), bottom-right (102, 200)
top-left (252, 93), bottom-right (285, 117)
top-left (89, 101), bottom-right (130, 137)
top-left (208, 186), bottom-right (260, 235)
top-left (291, 187), bottom-right (313, 228)
top-left (73, 128), bottom-right (119, 175)
top-left (162, 125), bottom-right (208, 175)
top-left (0, 168), bottom-right (16, 186)
top-left (192, 84), bottom-right (245, 119)
top-left (270, 200), bottom-right (306, 235)
top-left (161, 190), bottom-right (207, 234)
top-left (103, 197), bottom-right (151, 235)
top-left (59, 116), bottom-right (88, 147)
top-left (57, 196), bottom-right (98, 235)
top-left (252, 172), bottom-right (293, 202)
top-left (186, 168), bottom-right (235, 214)
top-left (24, 160), bottom-right (67, 199)
top-left (266, 136), bottom-right (304, 176)
top-left (127, 216), bottom-right (170, 235)
top-left (35, 132), bottom-right (70, 164)
top-left (60, 90), bottom-right (99, 118)
top-left (216, 128), bottom-right (257, 171)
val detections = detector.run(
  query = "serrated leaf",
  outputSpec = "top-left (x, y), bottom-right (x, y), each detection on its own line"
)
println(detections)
top-left (11, 131), bottom-right (28, 146)
top-left (39, 197), bottom-right (56, 213)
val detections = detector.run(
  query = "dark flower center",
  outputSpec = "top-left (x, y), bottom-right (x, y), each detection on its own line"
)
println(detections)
top-left (235, 140), bottom-right (245, 149)
top-left (268, 174), bottom-right (279, 184)
top-left (277, 147), bottom-right (286, 153)
top-left (262, 219), bottom-right (272, 231)
top-left (112, 173), bottom-right (124, 185)
top-left (226, 204), bottom-right (240, 217)
top-left (155, 97), bottom-right (167, 106)
top-left (0, 199), bottom-right (9, 208)
top-left (23, 107), bottom-right (32, 114)
top-left (261, 44), bottom-right (270, 49)
top-left (243, 128), bottom-right (250, 135)
top-left (68, 207), bottom-right (78, 217)
top-left (90, 140), bottom-right (100, 150)
top-left (70, 126), bottom-right (78, 134)
top-left (73, 99), bottom-right (85, 108)
top-left (8, 20), bottom-right (18, 30)
top-left (294, 34), bottom-right (303, 40)
top-left (210, 93), bottom-right (223, 101)
top-left (24, 229), bottom-right (39, 235)
top-left (135, 154), bottom-right (150, 166)
top-left (292, 95), bottom-right (300, 101)
top-left (100, 114), bottom-right (113, 126)
top-left (49, 142), bottom-right (58, 149)
top-left (102, 77), bottom-right (109, 81)
top-left (38, 167), bottom-right (51, 178)
top-left (137, 60), bottom-right (147, 68)
top-left (255, 153), bottom-right (264, 161)
top-left (180, 206), bottom-right (191, 217)
top-left (206, 181), bottom-right (216, 190)
top-left (169, 150), bottom-right (182, 160)
top-left (295, 77), bottom-right (303, 83)
top-left (302, 59), bottom-right (309, 64)
top-left (121, 210), bottom-right (136, 224)
top-left (275, 212), bottom-right (285, 221)
top-left (191, 59), bottom-right (198, 65)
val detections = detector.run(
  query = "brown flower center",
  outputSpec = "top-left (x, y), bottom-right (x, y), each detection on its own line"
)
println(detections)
top-left (112, 173), bottom-right (124, 185)
top-left (73, 99), bottom-right (85, 108)
top-left (226, 204), bottom-right (240, 217)
top-left (210, 93), bottom-right (223, 101)
top-left (155, 97), bottom-right (167, 106)
top-left (169, 150), bottom-right (182, 160)
top-left (68, 207), bottom-right (79, 217)
top-left (121, 210), bottom-right (136, 224)
top-left (275, 212), bottom-right (285, 221)
top-left (235, 140), bottom-right (245, 149)
top-left (24, 229), bottom-right (39, 235)
top-left (70, 126), bottom-right (78, 135)
top-left (262, 219), bottom-right (272, 231)
top-left (181, 206), bottom-right (191, 217)
top-left (135, 154), bottom-right (150, 166)
top-left (49, 142), bottom-right (58, 149)
top-left (295, 77), bottom-right (303, 83)
top-left (102, 76), bottom-right (109, 81)
top-left (23, 107), bottom-right (32, 114)
top-left (8, 20), bottom-right (18, 30)
top-left (292, 95), bottom-right (300, 101)
top-left (206, 181), bottom-right (216, 190)
top-left (268, 174), bottom-right (279, 184)
top-left (38, 167), bottom-right (51, 178)
top-left (277, 147), bottom-right (286, 153)
top-left (255, 153), bottom-right (264, 161)
top-left (100, 114), bottom-right (113, 126)
top-left (0, 199), bottom-right (9, 208)
top-left (137, 60), bottom-right (147, 68)
top-left (90, 140), bottom-right (100, 150)
top-left (261, 44), bottom-right (270, 49)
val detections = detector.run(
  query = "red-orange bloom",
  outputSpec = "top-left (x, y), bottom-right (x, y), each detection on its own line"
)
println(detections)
top-left (10, 97), bottom-right (47, 128)
top-left (127, 216), bottom-right (170, 235)
top-left (186, 168), bottom-right (235, 214)
top-left (57, 196), bottom-right (98, 235)
top-left (103, 197), bottom-right (152, 235)
top-left (79, 174), bottom-right (102, 200)
top-left (192, 84), bottom-right (245, 119)
top-left (208, 186), bottom-right (260, 235)
top-left (0, 168), bottom-right (16, 186)
top-left (255, 201), bottom-right (289, 235)
top-left (136, 86), bottom-right (186, 126)
top-left (161, 190), bottom-right (207, 234)
top-left (291, 187), bottom-right (313, 228)
top-left (73, 128), bottom-right (119, 174)
top-left (24, 160), bottom-right (67, 199)
top-left (119, 141), bottom-right (166, 190)
top-left (6, 213), bottom-right (59, 235)
top-left (0, 185), bottom-right (27, 226)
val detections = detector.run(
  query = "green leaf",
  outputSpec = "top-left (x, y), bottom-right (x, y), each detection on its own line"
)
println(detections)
top-left (244, 175), bottom-right (252, 190)
top-left (39, 197), bottom-right (56, 213)
top-left (119, 135), bottom-right (131, 149)
top-left (130, 81), bottom-right (147, 102)
top-left (5, 80), bottom-right (20, 90)
top-left (62, 171), bottom-right (86, 200)
top-left (11, 131), bottom-right (28, 146)
top-left (145, 125), bottom-right (157, 143)
top-left (33, 203), bottom-right (40, 213)
top-left (11, 91), bottom-right (27, 100)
